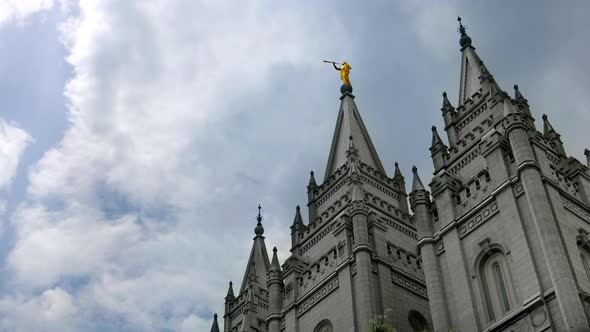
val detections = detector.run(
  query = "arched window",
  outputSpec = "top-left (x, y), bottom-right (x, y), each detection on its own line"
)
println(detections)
top-left (480, 253), bottom-right (516, 321)
top-left (313, 320), bottom-right (333, 332)
top-left (408, 310), bottom-right (430, 332)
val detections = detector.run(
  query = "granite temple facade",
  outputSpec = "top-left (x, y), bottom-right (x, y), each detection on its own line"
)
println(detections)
top-left (209, 20), bottom-right (590, 332)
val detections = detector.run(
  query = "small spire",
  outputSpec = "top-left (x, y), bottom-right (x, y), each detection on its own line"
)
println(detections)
top-left (345, 135), bottom-right (359, 160)
top-left (542, 114), bottom-right (556, 135)
top-left (210, 313), bottom-right (220, 332)
top-left (226, 281), bottom-right (235, 299)
top-left (393, 162), bottom-right (404, 180)
top-left (431, 126), bottom-right (446, 149)
top-left (292, 205), bottom-right (304, 226)
top-left (254, 204), bottom-right (264, 236)
top-left (308, 171), bottom-right (317, 188)
top-left (514, 84), bottom-right (527, 103)
top-left (411, 166), bottom-right (426, 192)
top-left (457, 16), bottom-right (472, 48)
top-left (270, 246), bottom-right (282, 272)
top-left (247, 262), bottom-right (258, 285)
top-left (246, 285), bottom-right (255, 303)
top-left (542, 114), bottom-right (566, 156)
top-left (442, 92), bottom-right (454, 111)
top-left (585, 149), bottom-right (590, 167)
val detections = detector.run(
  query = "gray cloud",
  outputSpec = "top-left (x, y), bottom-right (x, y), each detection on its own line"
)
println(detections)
top-left (0, 0), bottom-right (589, 331)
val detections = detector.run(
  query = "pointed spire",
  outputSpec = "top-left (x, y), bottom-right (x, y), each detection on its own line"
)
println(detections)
top-left (254, 204), bottom-right (264, 236)
top-left (514, 84), bottom-right (528, 104)
top-left (431, 126), bottom-right (447, 150)
top-left (323, 89), bottom-right (386, 180)
top-left (457, 16), bottom-right (472, 48)
top-left (393, 162), bottom-right (404, 180)
top-left (542, 114), bottom-right (567, 157)
top-left (239, 206), bottom-right (271, 293)
top-left (270, 247), bottom-right (282, 272)
top-left (225, 281), bottom-right (235, 299)
top-left (210, 313), bottom-right (220, 332)
top-left (411, 166), bottom-right (426, 192)
top-left (542, 114), bottom-right (557, 136)
top-left (456, 17), bottom-right (506, 105)
top-left (308, 171), bottom-right (317, 188)
top-left (292, 205), bottom-right (304, 226)
top-left (442, 92), bottom-right (454, 112)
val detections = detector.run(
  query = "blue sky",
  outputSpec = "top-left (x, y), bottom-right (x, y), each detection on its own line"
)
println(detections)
top-left (0, 1), bottom-right (588, 331)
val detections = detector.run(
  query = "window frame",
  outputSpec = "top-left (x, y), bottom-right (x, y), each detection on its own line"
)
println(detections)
top-left (479, 249), bottom-right (517, 321)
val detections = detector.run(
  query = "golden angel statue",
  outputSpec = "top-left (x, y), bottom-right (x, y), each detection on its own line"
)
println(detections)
top-left (324, 60), bottom-right (352, 86)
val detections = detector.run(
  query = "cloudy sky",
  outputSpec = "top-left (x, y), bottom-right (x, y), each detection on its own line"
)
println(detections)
top-left (0, 1), bottom-right (588, 331)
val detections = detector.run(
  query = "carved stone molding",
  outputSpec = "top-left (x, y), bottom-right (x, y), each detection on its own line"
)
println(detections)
top-left (296, 276), bottom-right (339, 317)
top-left (458, 200), bottom-right (499, 238)
top-left (562, 197), bottom-right (590, 223)
top-left (391, 269), bottom-right (428, 299)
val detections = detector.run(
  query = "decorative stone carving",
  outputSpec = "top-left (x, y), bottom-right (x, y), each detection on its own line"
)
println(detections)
top-left (458, 200), bottom-right (499, 238)
top-left (296, 276), bottom-right (340, 317)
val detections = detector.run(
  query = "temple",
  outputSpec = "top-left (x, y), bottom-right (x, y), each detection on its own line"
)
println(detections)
top-left (212, 17), bottom-right (590, 332)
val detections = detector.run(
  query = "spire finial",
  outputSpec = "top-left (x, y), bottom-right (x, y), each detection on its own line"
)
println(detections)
top-left (257, 204), bottom-right (262, 222)
top-left (254, 204), bottom-right (264, 236)
top-left (457, 16), bottom-right (472, 48)
top-left (457, 16), bottom-right (466, 36)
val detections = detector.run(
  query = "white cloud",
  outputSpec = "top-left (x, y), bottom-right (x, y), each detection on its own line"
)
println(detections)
top-left (0, 118), bottom-right (31, 220)
top-left (2, 0), bottom-right (344, 330)
top-left (0, 0), bottom-right (54, 26)
top-left (0, 287), bottom-right (79, 332)
top-left (0, 119), bottom-right (31, 190)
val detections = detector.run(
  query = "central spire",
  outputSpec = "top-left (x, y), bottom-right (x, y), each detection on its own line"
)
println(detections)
top-left (456, 16), bottom-right (502, 105)
top-left (323, 86), bottom-right (386, 181)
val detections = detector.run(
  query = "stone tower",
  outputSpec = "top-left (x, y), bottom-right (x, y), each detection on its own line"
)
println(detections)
top-left (221, 85), bottom-right (432, 331)
top-left (223, 206), bottom-right (272, 332)
top-left (411, 18), bottom-right (590, 332)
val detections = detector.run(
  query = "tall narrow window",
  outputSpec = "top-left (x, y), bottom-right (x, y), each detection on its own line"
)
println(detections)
top-left (480, 253), bottom-right (516, 321)
top-left (492, 262), bottom-right (511, 312)
top-left (580, 251), bottom-right (590, 281)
